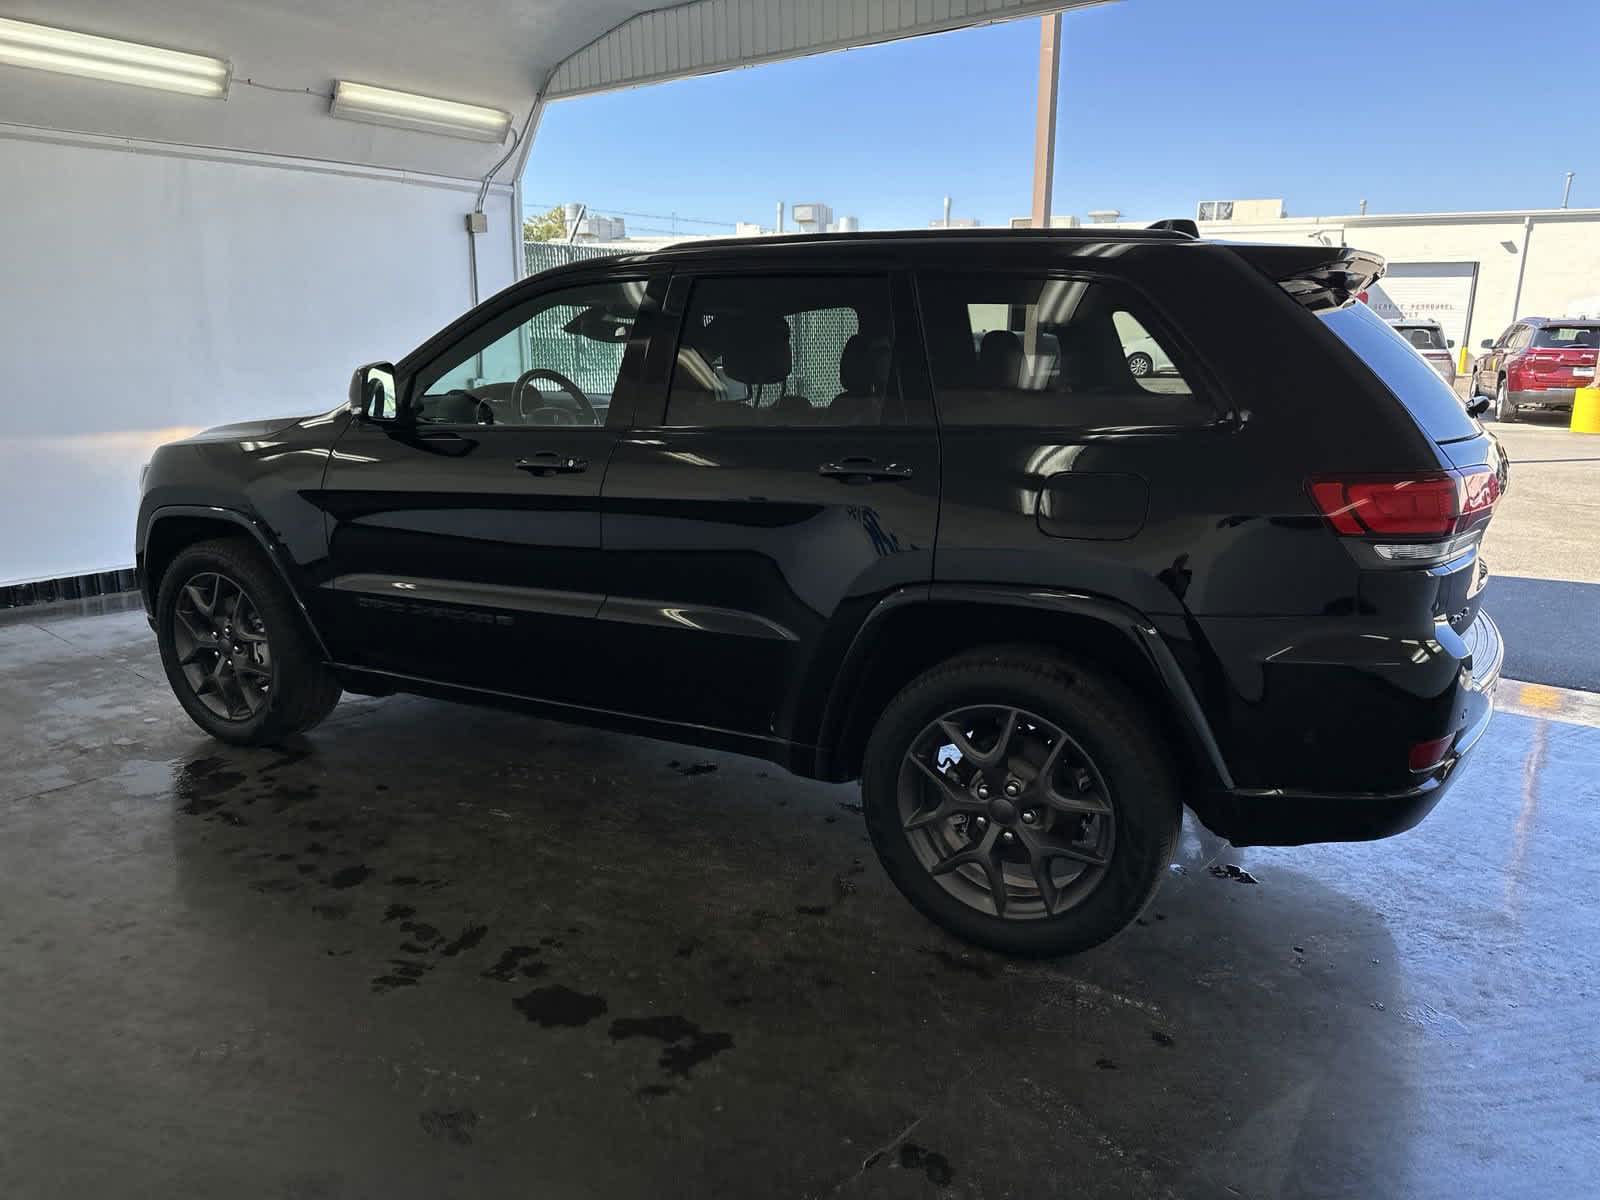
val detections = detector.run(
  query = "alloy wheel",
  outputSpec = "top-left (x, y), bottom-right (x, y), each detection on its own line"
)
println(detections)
top-left (1127, 353), bottom-right (1153, 377)
top-left (171, 572), bottom-right (273, 721)
top-left (897, 705), bottom-right (1114, 920)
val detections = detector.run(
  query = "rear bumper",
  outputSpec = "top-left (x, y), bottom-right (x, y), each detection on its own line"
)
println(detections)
top-left (1199, 611), bottom-right (1502, 847)
top-left (1509, 387), bottom-right (1576, 410)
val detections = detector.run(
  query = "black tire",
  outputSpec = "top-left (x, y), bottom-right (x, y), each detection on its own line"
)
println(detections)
top-left (861, 647), bottom-right (1181, 957)
top-left (1126, 352), bottom-right (1154, 378)
top-left (1495, 378), bottom-right (1518, 422)
top-left (156, 537), bottom-right (341, 745)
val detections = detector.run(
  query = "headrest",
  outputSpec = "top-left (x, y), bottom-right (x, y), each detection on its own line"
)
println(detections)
top-left (722, 313), bottom-right (792, 385)
top-left (839, 333), bottom-right (891, 395)
top-left (978, 329), bottom-right (1024, 387)
top-left (1056, 316), bottom-right (1132, 390)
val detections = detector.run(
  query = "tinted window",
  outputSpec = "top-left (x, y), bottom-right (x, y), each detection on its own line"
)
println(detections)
top-left (664, 275), bottom-right (898, 427)
top-left (1532, 325), bottom-right (1600, 349)
top-left (1321, 301), bottom-right (1478, 442)
top-left (413, 280), bottom-right (646, 426)
top-left (919, 274), bottom-right (1213, 427)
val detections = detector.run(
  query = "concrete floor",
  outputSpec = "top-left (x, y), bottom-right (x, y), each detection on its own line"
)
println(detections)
top-left (2, 606), bottom-right (1597, 1199)
top-left (1478, 420), bottom-right (1600, 586)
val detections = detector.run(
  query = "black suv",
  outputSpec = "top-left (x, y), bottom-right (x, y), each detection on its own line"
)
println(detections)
top-left (137, 228), bottom-right (1505, 956)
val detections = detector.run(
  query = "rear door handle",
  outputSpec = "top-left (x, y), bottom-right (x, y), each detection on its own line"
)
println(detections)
top-left (516, 452), bottom-right (589, 476)
top-left (818, 457), bottom-right (914, 483)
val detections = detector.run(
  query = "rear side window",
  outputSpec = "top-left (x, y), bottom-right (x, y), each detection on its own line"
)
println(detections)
top-left (1321, 302), bottom-right (1478, 442)
top-left (917, 274), bottom-right (1215, 428)
top-left (1532, 325), bottom-right (1600, 348)
top-left (664, 275), bottom-right (900, 427)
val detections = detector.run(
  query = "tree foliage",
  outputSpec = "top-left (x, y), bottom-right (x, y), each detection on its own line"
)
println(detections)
top-left (523, 205), bottom-right (567, 242)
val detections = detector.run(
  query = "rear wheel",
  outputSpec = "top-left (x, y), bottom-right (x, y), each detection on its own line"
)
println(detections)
top-left (156, 538), bottom-right (341, 744)
top-left (1126, 352), bottom-right (1154, 377)
top-left (1495, 379), bottom-right (1518, 422)
top-left (861, 648), bottom-right (1181, 957)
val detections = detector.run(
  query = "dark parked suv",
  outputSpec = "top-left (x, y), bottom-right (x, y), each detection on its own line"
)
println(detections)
top-left (137, 227), bottom-right (1505, 956)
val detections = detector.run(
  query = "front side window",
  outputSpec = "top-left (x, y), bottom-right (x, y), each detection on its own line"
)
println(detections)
top-left (412, 280), bottom-right (646, 426)
top-left (664, 275), bottom-right (898, 427)
top-left (919, 274), bottom-right (1213, 428)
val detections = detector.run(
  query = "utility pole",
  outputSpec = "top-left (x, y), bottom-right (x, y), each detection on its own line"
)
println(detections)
top-left (1030, 12), bottom-right (1062, 230)
top-left (943, 195), bottom-right (952, 228)
top-left (1562, 171), bottom-right (1575, 209)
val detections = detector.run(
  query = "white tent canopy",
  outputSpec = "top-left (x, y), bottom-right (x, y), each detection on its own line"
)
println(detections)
top-left (5, 0), bottom-right (1107, 182)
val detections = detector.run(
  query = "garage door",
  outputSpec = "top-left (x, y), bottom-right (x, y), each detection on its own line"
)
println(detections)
top-left (1362, 261), bottom-right (1477, 350)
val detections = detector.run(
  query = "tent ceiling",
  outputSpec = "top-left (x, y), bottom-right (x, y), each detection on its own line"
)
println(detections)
top-left (0, 0), bottom-right (1108, 182)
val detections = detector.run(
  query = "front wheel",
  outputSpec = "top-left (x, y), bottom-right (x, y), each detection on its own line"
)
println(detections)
top-left (861, 649), bottom-right (1181, 957)
top-left (1126, 352), bottom-right (1154, 378)
top-left (1495, 379), bottom-right (1518, 422)
top-left (156, 538), bottom-right (342, 745)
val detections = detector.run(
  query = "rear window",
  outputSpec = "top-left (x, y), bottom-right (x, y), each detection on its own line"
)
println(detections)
top-left (1531, 325), bottom-right (1600, 349)
top-left (1321, 302), bottom-right (1479, 442)
top-left (1394, 324), bottom-right (1447, 351)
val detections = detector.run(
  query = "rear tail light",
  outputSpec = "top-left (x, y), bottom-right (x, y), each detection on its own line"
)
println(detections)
top-left (1308, 467), bottom-right (1499, 538)
top-left (1408, 734), bottom-right (1454, 771)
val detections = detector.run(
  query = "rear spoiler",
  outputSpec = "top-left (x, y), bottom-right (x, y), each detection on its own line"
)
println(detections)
top-left (1228, 244), bottom-right (1387, 312)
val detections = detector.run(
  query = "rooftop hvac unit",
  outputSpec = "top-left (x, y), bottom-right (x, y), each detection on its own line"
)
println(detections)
top-left (790, 202), bottom-right (833, 231)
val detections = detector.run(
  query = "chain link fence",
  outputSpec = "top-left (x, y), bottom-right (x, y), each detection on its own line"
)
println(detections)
top-left (524, 240), bottom-right (619, 278)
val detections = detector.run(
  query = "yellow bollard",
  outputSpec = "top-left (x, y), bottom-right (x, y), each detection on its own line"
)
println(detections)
top-left (1458, 345), bottom-right (1471, 376)
top-left (1574, 386), bottom-right (1600, 434)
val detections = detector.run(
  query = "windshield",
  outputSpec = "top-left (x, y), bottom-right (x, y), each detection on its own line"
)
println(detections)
top-left (1395, 325), bottom-right (1448, 351)
top-left (1322, 302), bottom-right (1479, 441)
top-left (1531, 325), bottom-right (1600, 349)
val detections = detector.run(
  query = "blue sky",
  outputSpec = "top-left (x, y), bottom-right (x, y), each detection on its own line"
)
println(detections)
top-left (522, 0), bottom-right (1600, 234)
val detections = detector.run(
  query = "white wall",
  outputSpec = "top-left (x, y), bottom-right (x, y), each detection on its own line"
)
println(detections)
top-left (0, 127), bottom-right (515, 584)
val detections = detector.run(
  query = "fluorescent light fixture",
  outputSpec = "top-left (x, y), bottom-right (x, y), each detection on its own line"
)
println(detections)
top-left (0, 17), bottom-right (229, 97)
top-left (330, 80), bottom-right (511, 142)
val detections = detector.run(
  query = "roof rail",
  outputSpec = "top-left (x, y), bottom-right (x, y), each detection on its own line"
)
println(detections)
top-left (1147, 218), bottom-right (1199, 237)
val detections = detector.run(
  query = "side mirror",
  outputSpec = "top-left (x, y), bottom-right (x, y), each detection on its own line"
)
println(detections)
top-left (1447, 339), bottom-right (1456, 348)
top-left (1467, 396), bottom-right (1490, 417)
top-left (1480, 339), bottom-right (1495, 350)
top-left (349, 362), bottom-right (399, 421)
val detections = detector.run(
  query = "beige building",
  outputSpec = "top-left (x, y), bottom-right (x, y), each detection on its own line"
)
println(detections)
top-left (1175, 201), bottom-right (1600, 354)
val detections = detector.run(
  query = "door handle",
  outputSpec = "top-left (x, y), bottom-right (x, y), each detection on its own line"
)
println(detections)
top-left (818, 457), bottom-right (914, 483)
top-left (516, 452), bottom-right (589, 476)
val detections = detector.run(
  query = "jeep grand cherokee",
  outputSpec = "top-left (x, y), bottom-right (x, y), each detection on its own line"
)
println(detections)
top-left (136, 226), bottom-right (1505, 956)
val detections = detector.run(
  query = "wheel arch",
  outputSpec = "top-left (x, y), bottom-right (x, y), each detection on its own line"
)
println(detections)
top-left (811, 585), bottom-right (1232, 797)
top-left (140, 505), bottom-right (331, 659)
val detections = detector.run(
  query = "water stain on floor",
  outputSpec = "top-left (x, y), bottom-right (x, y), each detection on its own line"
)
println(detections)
top-left (512, 985), bottom-right (608, 1027)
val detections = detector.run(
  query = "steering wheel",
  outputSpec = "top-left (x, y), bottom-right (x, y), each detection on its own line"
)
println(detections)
top-left (513, 368), bottom-right (597, 426)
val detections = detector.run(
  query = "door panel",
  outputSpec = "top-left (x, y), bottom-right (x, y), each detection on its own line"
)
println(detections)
top-left (316, 273), bottom-right (661, 702)
top-left (598, 427), bottom-right (938, 740)
top-left (594, 268), bottom-right (939, 744)
top-left (318, 423), bottom-right (618, 700)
